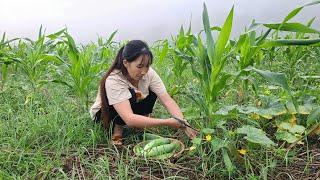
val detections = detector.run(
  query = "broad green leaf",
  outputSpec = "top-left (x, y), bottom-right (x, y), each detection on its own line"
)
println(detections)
top-left (237, 125), bottom-right (276, 147)
top-left (298, 104), bottom-right (314, 114)
top-left (245, 67), bottom-right (291, 93)
top-left (215, 105), bottom-right (239, 115)
top-left (278, 122), bottom-right (305, 134)
top-left (192, 137), bottom-right (202, 146)
top-left (307, 107), bottom-right (320, 127)
top-left (211, 138), bottom-right (227, 153)
top-left (275, 131), bottom-right (300, 143)
top-left (202, 128), bottom-right (215, 134)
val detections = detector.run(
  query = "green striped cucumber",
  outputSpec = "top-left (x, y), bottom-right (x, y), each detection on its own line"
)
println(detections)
top-left (143, 138), bottom-right (170, 151)
top-left (153, 151), bottom-right (175, 160)
top-left (146, 142), bottom-right (179, 157)
top-left (143, 133), bottom-right (163, 140)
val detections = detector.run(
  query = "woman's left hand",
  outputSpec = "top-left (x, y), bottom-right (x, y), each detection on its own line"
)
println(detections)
top-left (183, 126), bottom-right (198, 139)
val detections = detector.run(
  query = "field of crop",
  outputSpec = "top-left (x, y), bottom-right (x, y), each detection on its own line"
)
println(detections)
top-left (1, 2), bottom-right (320, 179)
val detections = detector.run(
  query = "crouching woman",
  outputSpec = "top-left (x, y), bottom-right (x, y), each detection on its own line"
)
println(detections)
top-left (90, 40), bottom-right (197, 145)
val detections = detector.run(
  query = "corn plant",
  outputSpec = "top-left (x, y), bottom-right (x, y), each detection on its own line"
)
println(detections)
top-left (173, 4), bottom-right (234, 121)
top-left (56, 32), bottom-right (116, 108)
top-left (11, 26), bottom-right (64, 91)
top-left (0, 33), bottom-right (19, 89)
top-left (168, 26), bottom-right (196, 96)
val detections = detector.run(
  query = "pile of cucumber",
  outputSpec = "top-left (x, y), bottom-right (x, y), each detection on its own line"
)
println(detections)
top-left (133, 133), bottom-right (182, 159)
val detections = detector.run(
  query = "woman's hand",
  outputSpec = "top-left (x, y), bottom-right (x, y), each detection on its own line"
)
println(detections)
top-left (166, 118), bottom-right (184, 129)
top-left (183, 126), bottom-right (198, 139)
top-left (167, 118), bottom-right (198, 139)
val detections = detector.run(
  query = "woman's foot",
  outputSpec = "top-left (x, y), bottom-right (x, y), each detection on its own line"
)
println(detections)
top-left (111, 124), bottom-right (123, 146)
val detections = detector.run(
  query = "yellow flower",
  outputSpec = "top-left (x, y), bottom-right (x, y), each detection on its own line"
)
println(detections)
top-left (264, 89), bottom-right (271, 95)
top-left (205, 134), bottom-right (212, 142)
top-left (189, 146), bottom-right (196, 151)
top-left (238, 149), bottom-right (247, 155)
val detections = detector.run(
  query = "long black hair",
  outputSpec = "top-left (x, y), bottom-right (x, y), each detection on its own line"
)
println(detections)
top-left (99, 40), bottom-right (153, 131)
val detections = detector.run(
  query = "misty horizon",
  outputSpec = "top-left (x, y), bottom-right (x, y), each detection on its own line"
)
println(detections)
top-left (1, 0), bottom-right (319, 45)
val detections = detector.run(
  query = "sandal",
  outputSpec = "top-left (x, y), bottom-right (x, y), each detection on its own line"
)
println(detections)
top-left (111, 135), bottom-right (123, 146)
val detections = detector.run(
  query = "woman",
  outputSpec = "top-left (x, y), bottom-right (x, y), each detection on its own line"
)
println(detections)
top-left (90, 40), bottom-right (198, 145)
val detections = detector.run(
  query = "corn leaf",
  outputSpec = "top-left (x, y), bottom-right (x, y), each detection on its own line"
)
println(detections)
top-left (215, 5), bottom-right (234, 63)
top-left (262, 38), bottom-right (320, 47)
top-left (105, 30), bottom-right (118, 45)
top-left (264, 23), bottom-right (320, 34)
top-left (202, 3), bottom-right (215, 65)
top-left (47, 28), bottom-right (66, 39)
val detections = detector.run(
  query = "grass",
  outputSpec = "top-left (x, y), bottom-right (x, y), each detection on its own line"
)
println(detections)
top-left (1, 73), bottom-right (319, 179)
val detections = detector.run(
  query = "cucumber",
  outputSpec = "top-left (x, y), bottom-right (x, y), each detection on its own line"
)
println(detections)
top-left (134, 146), bottom-right (144, 156)
top-left (153, 151), bottom-right (175, 160)
top-left (143, 138), bottom-right (170, 151)
top-left (146, 142), bottom-right (179, 157)
top-left (143, 133), bottom-right (163, 141)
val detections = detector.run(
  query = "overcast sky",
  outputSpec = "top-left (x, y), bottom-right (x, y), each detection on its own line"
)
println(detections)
top-left (1, 0), bottom-right (319, 44)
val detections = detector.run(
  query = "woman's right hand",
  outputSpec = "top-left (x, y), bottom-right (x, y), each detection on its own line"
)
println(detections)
top-left (166, 118), bottom-right (184, 129)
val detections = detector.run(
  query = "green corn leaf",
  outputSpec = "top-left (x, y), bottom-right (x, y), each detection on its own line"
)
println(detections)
top-left (282, 7), bottom-right (303, 24)
top-left (51, 79), bottom-right (72, 89)
top-left (202, 3), bottom-right (215, 65)
top-left (262, 38), bottom-right (320, 47)
top-left (256, 29), bottom-right (271, 45)
top-left (47, 28), bottom-right (66, 39)
top-left (187, 20), bottom-right (192, 35)
top-left (264, 23), bottom-right (320, 34)
top-left (215, 5), bottom-right (234, 63)
top-left (38, 25), bottom-right (43, 39)
top-left (279, 1), bottom-right (320, 28)
top-left (64, 32), bottom-right (79, 57)
top-left (307, 17), bottom-right (316, 27)
top-left (159, 40), bottom-right (168, 65)
top-left (105, 30), bottom-right (118, 45)
top-left (304, 0), bottom-right (320, 7)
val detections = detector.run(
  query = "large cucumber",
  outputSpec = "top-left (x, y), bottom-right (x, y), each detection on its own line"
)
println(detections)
top-left (153, 151), bottom-right (175, 160)
top-left (143, 133), bottom-right (163, 140)
top-left (146, 142), bottom-right (179, 157)
top-left (143, 138), bottom-right (170, 151)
